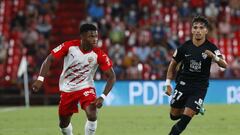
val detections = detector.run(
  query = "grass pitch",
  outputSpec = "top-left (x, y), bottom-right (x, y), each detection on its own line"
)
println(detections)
top-left (0, 105), bottom-right (239, 135)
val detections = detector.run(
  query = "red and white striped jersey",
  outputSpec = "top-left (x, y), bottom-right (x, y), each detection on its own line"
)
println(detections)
top-left (51, 40), bottom-right (112, 92)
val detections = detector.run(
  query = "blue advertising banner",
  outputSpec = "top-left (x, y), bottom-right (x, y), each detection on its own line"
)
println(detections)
top-left (94, 80), bottom-right (240, 106)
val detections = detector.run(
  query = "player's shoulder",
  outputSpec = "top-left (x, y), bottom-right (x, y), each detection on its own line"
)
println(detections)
top-left (205, 40), bottom-right (217, 47)
top-left (183, 40), bottom-right (192, 46)
top-left (63, 39), bottom-right (80, 47)
top-left (179, 40), bottom-right (191, 49)
top-left (93, 47), bottom-right (106, 55)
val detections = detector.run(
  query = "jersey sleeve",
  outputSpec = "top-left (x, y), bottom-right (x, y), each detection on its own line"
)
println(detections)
top-left (97, 50), bottom-right (113, 71)
top-left (172, 45), bottom-right (185, 63)
top-left (51, 42), bottom-right (70, 59)
top-left (211, 44), bottom-right (222, 57)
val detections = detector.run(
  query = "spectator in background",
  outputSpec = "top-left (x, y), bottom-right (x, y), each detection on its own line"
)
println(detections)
top-left (218, 17), bottom-right (231, 37)
top-left (35, 34), bottom-right (49, 69)
top-left (108, 43), bottom-right (126, 79)
top-left (126, 27), bottom-right (138, 48)
top-left (109, 44), bottom-right (125, 63)
top-left (205, 2), bottom-right (219, 21)
top-left (111, 1), bottom-right (124, 18)
top-left (11, 10), bottom-right (27, 30)
top-left (134, 27), bottom-right (152, 63)
top-left (124, 4), bottom-right (138, 27)
top-left (87, 0), bottom-right (105, 22)
top-left (126, 59), bottom-right (142, 79)
top-left (25, 0), bottom-right (39, 20)
top-left (36, 16), bottom-right (52, 38)
top-left (138, 6), bottom-right (152, 27)
top-left (189, 0), bottom-right (205, 15)
top-left (22, 23), bottom-right (39, 56)
top-left (109, 17), bottom-right (125, 44)
top-left (122, 51), bottom-right (139, 76)
top-left (98, 18), bottom-right (111, 39)
top-left (134, 44), bottom-right (151, 63)
top-left (151, 21), bottom-right (166, 44)
top-left (149, 47), bottom-right (168, 78)
top-left (177, 1), bottom-right (190, 18)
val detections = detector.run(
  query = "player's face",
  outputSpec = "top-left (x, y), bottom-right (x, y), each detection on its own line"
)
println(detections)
top-left (191, 22), bottom-right (208, 40)
top-left (82, 31), bottom-right (98, 47)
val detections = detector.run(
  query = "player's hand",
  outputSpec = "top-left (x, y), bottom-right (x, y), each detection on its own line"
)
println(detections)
top-left (32, 80), bottom-right (43, 92)
top-left (164, 85), bottom-right (172, 96)
top-left (204, 50), bottom-right (215, 58)
top-left (92, 97), bottom-right (104, 109)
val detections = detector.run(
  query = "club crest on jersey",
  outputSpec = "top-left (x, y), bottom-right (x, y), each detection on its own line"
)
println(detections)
top-left (202, 53), bottom-right (207, 59)
top-left (88, 57), bottom-right (94, 63)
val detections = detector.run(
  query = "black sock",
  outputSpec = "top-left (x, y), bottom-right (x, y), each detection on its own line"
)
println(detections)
top-left (169, 114), bottom-right (192, 135)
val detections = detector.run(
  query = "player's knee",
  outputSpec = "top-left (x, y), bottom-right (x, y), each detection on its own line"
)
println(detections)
top-left (184, 107), bottom-right (196, 117)
top-left (87, 114), bottom-right (97, 121)
top-left (59, 115), bottom-right (72, 128)
top-left (170, 114), bottom-right (181, 121)
top-left (59, 121), bottom-right (70, 128)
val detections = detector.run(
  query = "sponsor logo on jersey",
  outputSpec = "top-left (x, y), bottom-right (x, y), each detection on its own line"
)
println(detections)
top-left (189, 60), bottom-right (202, 72)
top-left (53, 43), bottom-right (64, 53)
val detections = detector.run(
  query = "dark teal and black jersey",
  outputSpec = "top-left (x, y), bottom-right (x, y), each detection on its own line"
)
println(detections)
top-left (173, 40), bottom-right (222, 88)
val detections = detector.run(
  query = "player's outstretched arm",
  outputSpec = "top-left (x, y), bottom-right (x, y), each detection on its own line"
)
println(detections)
top-left (204, 50), bottom-right (228, 68)
top-left (93, 68), bottom-right (116, 108)
top-left (32, 54), bottom-right (55, 92)
top-left (102, 68), bottom-right (116, 95)
top-left (165, 59), bottom-right (178, 96)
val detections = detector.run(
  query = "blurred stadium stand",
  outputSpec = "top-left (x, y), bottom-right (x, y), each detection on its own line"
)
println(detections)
top-left (0, 0), bottom-right (239, 105)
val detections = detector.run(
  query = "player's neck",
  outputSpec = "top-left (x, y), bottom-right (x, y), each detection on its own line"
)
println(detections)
top-left (192, 38), bottom-right (206, 47)
top-left (80, 44), bottom-right (93, 53)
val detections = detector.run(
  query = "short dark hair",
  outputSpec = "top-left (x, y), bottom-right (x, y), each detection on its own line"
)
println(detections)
top-left (192, 15), bottom-right (209, 28)
top-left (80, 23), bottom-right (97, 34)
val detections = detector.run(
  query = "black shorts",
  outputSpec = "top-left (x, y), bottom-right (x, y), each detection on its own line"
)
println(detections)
top-left (170, 82), bottom-right (207, 113)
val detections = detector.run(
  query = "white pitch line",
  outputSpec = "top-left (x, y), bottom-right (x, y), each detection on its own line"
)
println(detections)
top-left (0, 107), bottom-right (24, 113)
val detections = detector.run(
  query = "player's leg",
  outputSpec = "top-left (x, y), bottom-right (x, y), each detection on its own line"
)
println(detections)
top-left (169, 107), bottom-right (196, 135)
top-left (169, 86), bottom-right (186, 121)
top-left (84, 104), bottom-right (97, 135)
top-left (170, 107), bottom-right (184, 120)
top-left (80, 88), bottom-right (98, 135)
top-left (59, 91), bottom-right (79, 135)
top-left (169, 89), bottom-right (206, 135)
top-left (59, 114), bottom-right (73, 135)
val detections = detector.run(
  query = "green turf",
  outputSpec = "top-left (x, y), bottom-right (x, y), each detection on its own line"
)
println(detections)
top-left (0, 105), bottom-right (239, 135)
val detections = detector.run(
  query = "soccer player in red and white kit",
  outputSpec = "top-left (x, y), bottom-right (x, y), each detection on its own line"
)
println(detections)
top-left (32, 23), bottom-right (116, 135)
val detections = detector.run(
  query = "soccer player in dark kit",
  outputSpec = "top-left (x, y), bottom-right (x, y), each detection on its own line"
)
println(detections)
top-left (164, 15), bottom-right (228, 135)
